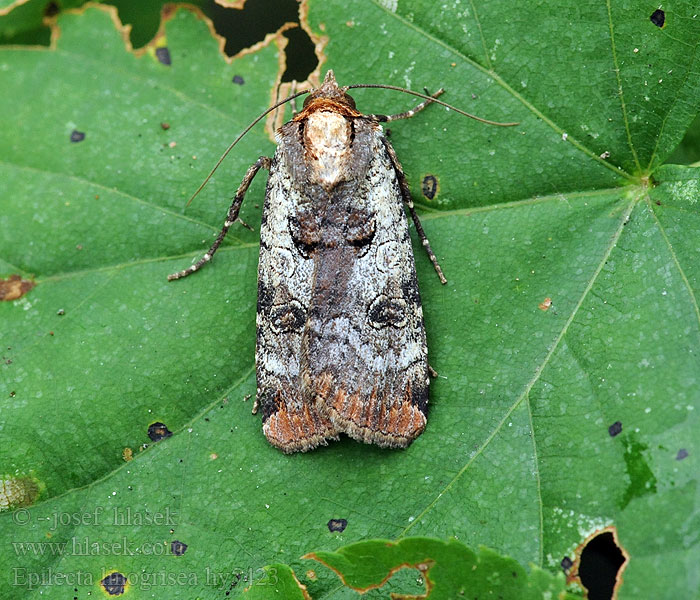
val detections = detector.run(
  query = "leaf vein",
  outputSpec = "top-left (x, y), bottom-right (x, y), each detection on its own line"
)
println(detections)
top-left (467, 0), bottom-right (493, 71)
top-left (369, 0), bottom-right (637, 182)
top-left (525, 390), bottom-right (544, 568)
top-left (398, 193), bottom-right (638, 538)
top-left (35, 244), bottom-right (258, 283)
top-left (647, 196), bottom-right (700, 331)
top-left (0, 160), bottom-right (240, 240)
top-left (418, 185), bottom-right (627, 219)
top-left (43, 46), bottom-right (243, 126)
top-left (646, 36), bottom-right (700, 172)
top-left (605, 0), bottom-right (641, 172)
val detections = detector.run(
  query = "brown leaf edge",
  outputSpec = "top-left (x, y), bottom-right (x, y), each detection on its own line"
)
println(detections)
top-left (303, 545), bottom-right (435, 599)
top-left (44, 1), bottom-right (292, 90)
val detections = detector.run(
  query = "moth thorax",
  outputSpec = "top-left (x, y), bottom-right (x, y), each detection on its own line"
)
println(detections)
top-left (304, 110), bottom-right (352, 189)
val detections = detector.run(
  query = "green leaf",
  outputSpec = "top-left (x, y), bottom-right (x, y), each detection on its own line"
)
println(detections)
top-left (307, 0), bottom-right (700, 207)
top-left (309, 537), bottom-right (577, 600)
top-left (241, 564), bottom-right (309, 600)
top-left (668, 113), bottom-right (700, 165)
top-left (0, 0), bottom-right (194, 46)
top-left (0, 0), bottom-right (82, 45)
top-left (1, 4), bottom-right (279, 496)
top-left (244, 537), bottom-right (577, 599)
top-left (1, 1), bottom-right (699, 599)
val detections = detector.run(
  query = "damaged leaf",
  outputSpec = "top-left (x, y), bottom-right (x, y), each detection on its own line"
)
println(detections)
top-left (0, 1), bottom-right (699, 599)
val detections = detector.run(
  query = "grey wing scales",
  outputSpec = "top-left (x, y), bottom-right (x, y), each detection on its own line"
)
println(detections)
top-left (255, 139), bottom-right (339, 453)
top-left (302, 124), bottom-right (430, 448)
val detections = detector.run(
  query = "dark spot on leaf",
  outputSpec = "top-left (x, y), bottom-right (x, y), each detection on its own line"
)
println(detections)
top-left (171, 540), bottom-right (188, 556)
top-left (561, 556), bottom-right (573, 572)
top-left (155, 47), bottom-right (171, 66)
top-left (608, 421), bottom-right (622, 437)
top-left (70, 130), bottom-right (85, 143)
top-left (56, 308), bottom-right (65, 316)
top-left (0, 275), bottom-right (35, 301)
top-left (43, 1), bottom-right (59, 17)
top-left (148, 422), bottom-right (172, 442)
top-left (578, 531), bottom-right (627, 600)
top-left (421, 175), bottom-right (438, 200)
top-left (100, 571), bottom-right (127, 596)
top-left (327, 518), bottom-right (347, 532)
top-left (232, 75), bottom-right (245, 85)
top-left (650, 9), bottom-right (665, 27)
top-left (676, 448), bottom-right (688, 460)
top-left (161, 122), bottom-right (170, 130)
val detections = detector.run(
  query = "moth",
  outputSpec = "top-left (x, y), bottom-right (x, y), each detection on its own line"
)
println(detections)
top-left (169, 71), bottom-right (515, 453)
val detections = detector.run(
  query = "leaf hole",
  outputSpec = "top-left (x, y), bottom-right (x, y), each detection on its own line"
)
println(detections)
top-left (327, 518), bottom-right (347, 533)
top-left (421, 175), bottom-right (439, 200)
top-left (147, 422), bottom-right (172, 442)
top-left (650, 9), bottom-right (665, 28)
top-left (567, 526), bottom-right (629, 600)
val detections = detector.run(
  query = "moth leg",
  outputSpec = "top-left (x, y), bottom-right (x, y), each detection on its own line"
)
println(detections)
top-left (168, 156), bottom-right (271, 281)
top-left (381, 137), bottom-right (447, 285)
top-left (366, 88), bottom-right (445, 122)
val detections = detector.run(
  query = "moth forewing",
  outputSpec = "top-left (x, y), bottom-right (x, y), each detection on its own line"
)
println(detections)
top-left (169, 70), bottom-right (517, 453)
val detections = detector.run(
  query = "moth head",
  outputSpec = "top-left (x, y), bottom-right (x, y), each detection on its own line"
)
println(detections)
top-left (297, 70), bottom-right (359, 118)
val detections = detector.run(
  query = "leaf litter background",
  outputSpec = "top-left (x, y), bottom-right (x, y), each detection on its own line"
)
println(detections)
top-left (1, 0), bottom-right (700, 598)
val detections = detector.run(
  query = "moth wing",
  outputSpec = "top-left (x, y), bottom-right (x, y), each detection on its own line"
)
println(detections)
top-left (256, 140), bottom-right (339, 453)
top-left (303, 125), bottom-right (429, 448)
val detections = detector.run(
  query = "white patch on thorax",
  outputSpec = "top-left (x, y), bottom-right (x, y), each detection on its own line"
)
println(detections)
top-left (304, 111), bottom-right (351, 189)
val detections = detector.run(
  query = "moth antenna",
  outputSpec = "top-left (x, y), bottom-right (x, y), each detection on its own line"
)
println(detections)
top-left (185, 88), bottom-right (311, 207)
top-left (346, 83), bottom-right (519, 127)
